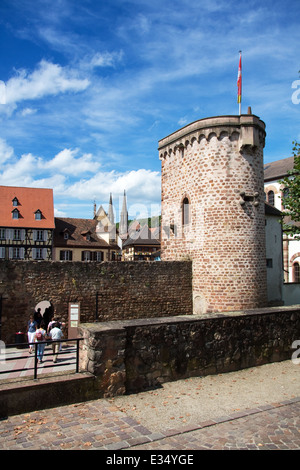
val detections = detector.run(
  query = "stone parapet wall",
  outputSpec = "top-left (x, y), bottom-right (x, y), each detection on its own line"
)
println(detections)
top-left (79, 306), bottom-right (300, 397)
top-left (0, 260), bottom-right (193, 343)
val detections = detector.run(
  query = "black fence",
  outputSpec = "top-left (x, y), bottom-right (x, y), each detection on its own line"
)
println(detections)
top-left (0, 338), bottom-right (83, 380)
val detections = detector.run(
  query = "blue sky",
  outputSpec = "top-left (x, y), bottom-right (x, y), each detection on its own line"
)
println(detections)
top-left (0, 0), bottom-right (299, 220)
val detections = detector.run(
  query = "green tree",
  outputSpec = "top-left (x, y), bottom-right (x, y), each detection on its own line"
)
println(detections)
top-left (280, 141), bottom-right (300, 238)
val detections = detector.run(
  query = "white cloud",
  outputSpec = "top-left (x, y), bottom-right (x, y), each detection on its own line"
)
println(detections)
top-left (0, 143), bottom-right (99, 189)
top-left (0, 153), bottom-right (37, 186)
top-left (86, 51), bottom-right (124, 69)
top-left (0, 139), bottom-right (161, 218)
top-left (54, 207), bottom-right (68, 217)
top-left (5, 60), bottom-right (90, 105)
top-left (43, 148), bottom-right (100, 176)
top-left (65, 168), bottom-right (161, 203)
top-left (19, 108), bottom-right (37, 117)
top-left (0, 138), bottom-right (14, 164)
top-left (178, 117), bottom-right (188, 127)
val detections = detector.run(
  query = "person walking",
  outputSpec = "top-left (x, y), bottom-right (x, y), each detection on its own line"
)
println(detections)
top-left (34, 321), bottom-right (47, 363)
top-left (34, 308), bottom-right (43, 328)
top-left (27, 315), bottom-right (37, 354)
top-left (49, 322), bottom-right (63, 363)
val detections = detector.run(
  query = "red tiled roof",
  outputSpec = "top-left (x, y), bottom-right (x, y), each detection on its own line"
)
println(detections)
top-left (0, 186), bottom-right (55, 229)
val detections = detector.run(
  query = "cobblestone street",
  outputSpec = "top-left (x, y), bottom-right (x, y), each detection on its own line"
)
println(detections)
top-left (0, 396), bottom-right (299, 451)
top-left (0, 361), bottom-right (299, 451)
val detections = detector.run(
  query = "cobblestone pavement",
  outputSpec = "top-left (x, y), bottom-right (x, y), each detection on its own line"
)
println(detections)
top-left (0, 363), bottom-right (300, 452)
top-left (0, 396), bottom-right (299, 451)
top-left (133, 400), bottom-right (300, 450)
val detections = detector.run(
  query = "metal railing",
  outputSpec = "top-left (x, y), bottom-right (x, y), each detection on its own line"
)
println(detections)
top-left (0, 338), bottom-right (83, 380)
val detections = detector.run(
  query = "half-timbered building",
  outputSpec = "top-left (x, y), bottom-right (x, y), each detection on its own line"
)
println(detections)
top-left (0, 186), bottom-right (55, 261)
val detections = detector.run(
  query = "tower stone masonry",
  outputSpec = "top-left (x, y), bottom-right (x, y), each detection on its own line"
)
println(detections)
top-left (159, 113), bottom-right (268, 314)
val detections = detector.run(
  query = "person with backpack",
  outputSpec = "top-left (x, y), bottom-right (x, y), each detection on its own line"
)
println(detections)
top-left (34, 320), bottom-right (47, 363)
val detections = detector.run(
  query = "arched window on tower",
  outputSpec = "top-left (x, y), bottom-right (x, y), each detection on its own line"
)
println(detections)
top-left (268, 190), bottom-right (275, 206)
top-left (182, 197), bottom-right (190, 226)
top-left (293, 262), bottom-right (300, 283)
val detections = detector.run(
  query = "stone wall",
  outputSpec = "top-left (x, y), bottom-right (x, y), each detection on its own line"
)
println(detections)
top-left (79, 306), bottom-right (300, 397)
top-left (0, 260), bottom-right (193, 343)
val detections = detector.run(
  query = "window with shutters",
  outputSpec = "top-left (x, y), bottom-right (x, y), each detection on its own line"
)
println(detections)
top-left (60, 250), bottom-right (72, 261)
top-left (82, 251), bottom-right (91, 261)
top-left (95, 251), bottom-right (104, 261)
top-left (32, 230), bottom-right (48, 242)
top-left (9, 247), bottom-right (24, 259)
top-left (0, 229), bottom-right (6, 240)
top-left (13, 229), bottom-right (25, 241)
top-left (32, 248), bottom-right (47, 260)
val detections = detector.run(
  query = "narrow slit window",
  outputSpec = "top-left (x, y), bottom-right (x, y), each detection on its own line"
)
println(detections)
top-left (182, 197), bottom-right (190, 226)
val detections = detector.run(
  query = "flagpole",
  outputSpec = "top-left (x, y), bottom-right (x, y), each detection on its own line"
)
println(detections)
top-left (237, 51), bottom-right (242, 115)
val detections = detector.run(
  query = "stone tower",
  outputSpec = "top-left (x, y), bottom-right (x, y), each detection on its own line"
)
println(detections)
top-left (159, 113), bottom-right (268, 314)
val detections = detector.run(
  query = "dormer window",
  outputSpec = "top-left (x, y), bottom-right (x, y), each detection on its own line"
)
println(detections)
top-left (81, 230), bottom-right (92, 241)
top-left (62, 228), bottom-right (71, 240)
top-left (12, 208), bottom-right (19, 219)
top-left (35, 210), bottom-right (42, 220)
top-left (12, 197), bottom-right (19, 207)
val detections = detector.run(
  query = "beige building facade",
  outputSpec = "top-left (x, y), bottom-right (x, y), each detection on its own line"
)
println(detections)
top-left (53, 217), bottom-right (120, 262)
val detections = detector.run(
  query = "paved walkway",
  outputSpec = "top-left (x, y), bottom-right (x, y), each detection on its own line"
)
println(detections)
top-left (0, 360), bottom-right (299, 451)
top-left (0, 344), bottom-right (77, 380)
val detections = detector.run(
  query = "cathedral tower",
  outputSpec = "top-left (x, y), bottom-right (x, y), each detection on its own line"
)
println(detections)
top-left (119, 190), bottom-right (128, 240)
top-left (108, 193), bottom-right (114, 224)
top-left (159, 113), bottom-right (267, 314)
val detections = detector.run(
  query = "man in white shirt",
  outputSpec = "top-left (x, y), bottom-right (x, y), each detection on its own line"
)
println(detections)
top-left (49, 322), bottom-right (64, 363)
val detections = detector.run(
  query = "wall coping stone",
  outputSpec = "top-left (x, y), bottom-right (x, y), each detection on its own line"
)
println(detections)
top-left (80, 304), bottom-right (300, 335)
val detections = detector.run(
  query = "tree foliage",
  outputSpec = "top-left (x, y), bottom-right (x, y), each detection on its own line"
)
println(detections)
top-left (280, 141), bottom-right (300, 238)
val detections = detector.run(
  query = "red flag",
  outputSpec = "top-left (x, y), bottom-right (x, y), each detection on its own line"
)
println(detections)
top-left (237, 52), bottom-right (242, 104)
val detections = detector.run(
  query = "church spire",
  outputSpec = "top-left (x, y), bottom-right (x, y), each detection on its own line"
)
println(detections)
top-left (119, 190), bottom-right (128, 239)
top-left (108, 193), bottom-right (114, 224)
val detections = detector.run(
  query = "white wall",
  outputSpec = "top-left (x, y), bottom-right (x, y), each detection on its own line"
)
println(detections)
top-left (265, 180), bottom-right (300, 283)
top-left (282, 283), bottom-right (300, 305)
top-left (265, 214), bottom-right (283, 304)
